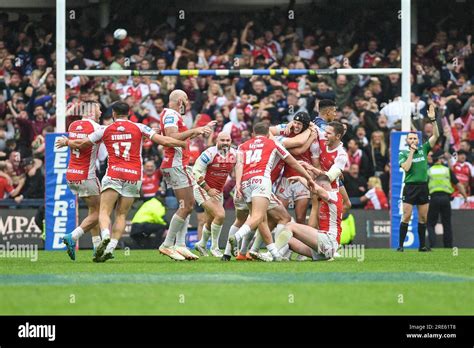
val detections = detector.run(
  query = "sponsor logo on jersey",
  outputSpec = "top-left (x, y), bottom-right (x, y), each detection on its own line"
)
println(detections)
top-left (117, 126), bottom-right (125, 132)
top-left (164, 116), bottom-right (175, 125)
top-left (76, 125), bottom-right (83, 131)
top-left (201, 153), bottom-right (211, 163)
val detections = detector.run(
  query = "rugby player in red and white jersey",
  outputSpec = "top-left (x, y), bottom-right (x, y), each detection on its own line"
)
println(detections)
top-left (158, 89), bottom-right (216, 261)
top-left (192, 132), bottom-right (236, 257)
top-left (227, 122), bottom-right (316, 261)
top-left (222, 129), bottom-right (310, 261)
top-left (270, 111), bottom-right (317, 224)
top-left (56, 101), bottom-right (186, 262)
top-left (61, 101), bottom-right (102, 261)
top-left (308, 121), bottom-right (348, 228)
top-left (273, 174), bottom-right (344, 261)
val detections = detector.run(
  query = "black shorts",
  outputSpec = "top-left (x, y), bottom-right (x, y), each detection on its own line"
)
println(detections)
top-left (402, 183), bottom-right (430, 205)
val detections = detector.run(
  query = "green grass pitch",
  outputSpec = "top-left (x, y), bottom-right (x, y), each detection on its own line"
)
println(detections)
top-left (0, 249), bottom-right (473, 315)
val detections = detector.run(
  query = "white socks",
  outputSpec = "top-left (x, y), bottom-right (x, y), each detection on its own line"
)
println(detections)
top-left (71, 227), bottom-right (84, 241)
top-left (105, 238), bottom-right (118, 254)
top-left (101, 228), bottom-right (110, 240)
top-left (210, 223), bottom-right (222, 250)
top-left (240, 230), bottom-right (255, 254)
top-left (175, 215), bottom-right (190, 247)
top-left (266, 243), bottom-right (280, 259)
top-left (224, 225), bottom-right (240, 256)
top-left (250, 230), bottom-right (263, 252)
top-left (92, 236), bottom-right (101, 249)
top-left (197, 225), bottom-right (211, 247)
top-left (234, 224), bottom-right (251, 243)
top-left (163, 214), bottom-right (185, 247)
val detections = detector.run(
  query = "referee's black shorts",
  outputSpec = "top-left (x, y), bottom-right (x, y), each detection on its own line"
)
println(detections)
top-left (402, 182), bottom-right (430, 205)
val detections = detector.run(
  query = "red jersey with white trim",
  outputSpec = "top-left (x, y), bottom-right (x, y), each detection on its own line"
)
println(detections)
top-left (273, 127), bottom-right (311, 179)
top-left (142, 170), bottom-right (162, 198)
top-left (89, 119), bottom-right (155, 182)
top-left (160, 108), bottom-right (190, 168)
top-left (452, 161), bottom-right (473, 196)
top-left (194, 146), bottom-right (237, 191)
top-left (318, 190), bottom-right (343, 243)
top-left (364, 187), bottom-right (389, 210)
top-left (239, 136), bottom-right (289, 182)
top-left (66, 119), bottom-right (101, 181)
top-left (311, 139), bottom-right (348, 189)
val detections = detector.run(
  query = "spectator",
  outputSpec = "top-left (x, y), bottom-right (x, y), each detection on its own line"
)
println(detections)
top-left (366, 130), bottom-right (389, 177)
top-left (360, 176), bottom-right (389, 210)
top-left (343, 163), bottom-right (367, 208)
top-left (141, 160), bottom-right (162, 200)
top-left (345, 138), bottom-right (371, 179)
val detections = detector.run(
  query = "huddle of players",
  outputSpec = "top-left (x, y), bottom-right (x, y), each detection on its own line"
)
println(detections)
top-left (192, 98), bottom-right (348, 262)
top-left (57, 89), bottom-right (347, 263)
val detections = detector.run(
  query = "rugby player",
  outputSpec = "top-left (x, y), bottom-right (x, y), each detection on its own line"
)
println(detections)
top-left (193, 132), bottom-right (236, 257)
top-left (273, 174), bottom-right (343, 261)
top-left (228, 122), bottom-right (316, 261)
top-left (158, 89), bottom-right (216, 261)
top-left (61, 101), bottom-right (102, 261)
top-left (56, 101), bottom-right (185, 262)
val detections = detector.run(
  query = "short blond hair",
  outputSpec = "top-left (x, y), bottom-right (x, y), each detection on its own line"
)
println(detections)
top-left (368, 176), bottom-right (382, 189)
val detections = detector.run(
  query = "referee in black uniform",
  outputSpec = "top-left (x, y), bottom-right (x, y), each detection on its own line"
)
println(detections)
top-left (398, 104), bottom-right (439, 252)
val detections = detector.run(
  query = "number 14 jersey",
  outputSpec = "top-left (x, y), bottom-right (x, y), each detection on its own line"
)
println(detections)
top-left (239, 135), bottom-right (289, 182)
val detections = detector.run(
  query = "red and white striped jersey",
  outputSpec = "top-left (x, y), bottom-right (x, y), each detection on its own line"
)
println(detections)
top-left (89, 119), bottom-right (156, 182)
top-left (318, 190), bottom-right (343, 243)
top-left (364, 187), bottom-right (389, 210)
top-left (239, 136), bottom-right (289, 182)
top-left (452, 161), bottom-right (473, 196)
top-left (66, 119), bottom-right (101, 181)
top-left (160, 108), bottom-right (191, 168)
top-left (311, 140), bottom-right (348, 189)
top-left (193, 146), bottom-right (237, 191)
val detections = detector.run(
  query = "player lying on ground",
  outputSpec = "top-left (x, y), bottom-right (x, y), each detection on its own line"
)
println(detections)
top-left (61, 101), bottom-right (103, 262)
top-left (56, 101), bottom-right (186, 262)
top-left (228, 122), bottom-right (316, 262)
top-left (269, 174), bottom-right (343, 262)
top-left (193, 131), bottom-right (236, 257)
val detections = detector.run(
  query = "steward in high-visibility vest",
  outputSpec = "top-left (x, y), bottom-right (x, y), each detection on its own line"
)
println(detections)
top-left (426, 150), bottom-right (467, 248)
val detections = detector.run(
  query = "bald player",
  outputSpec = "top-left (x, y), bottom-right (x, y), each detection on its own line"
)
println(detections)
top-left (193, 132), bottom-right (236, 257)
top-left (158, 89), bottom-right (216, 261)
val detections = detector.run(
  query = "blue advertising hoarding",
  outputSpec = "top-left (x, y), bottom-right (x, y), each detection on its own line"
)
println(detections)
top-left (45, 133), bottom-right (77, 250)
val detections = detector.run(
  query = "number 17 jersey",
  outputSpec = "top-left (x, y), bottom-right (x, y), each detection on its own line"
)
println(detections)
top-left (89, 119), bottom-right (156, 182)
top-left (239, 135), bottom-right (289, 182)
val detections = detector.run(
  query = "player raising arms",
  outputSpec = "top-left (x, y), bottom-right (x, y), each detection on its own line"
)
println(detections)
top-left (61, 101), bottom-right (102, 262)
top-left (193, 132), bottom-right (236, 257)
top-left (273, 174), bottom-right (343, 261)
top-left (228, 122), bottom-right (316, 262)
top-left (158, 89), bottom-right (216, 261)
top-left (56, 101), bottom-right (186, 262)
